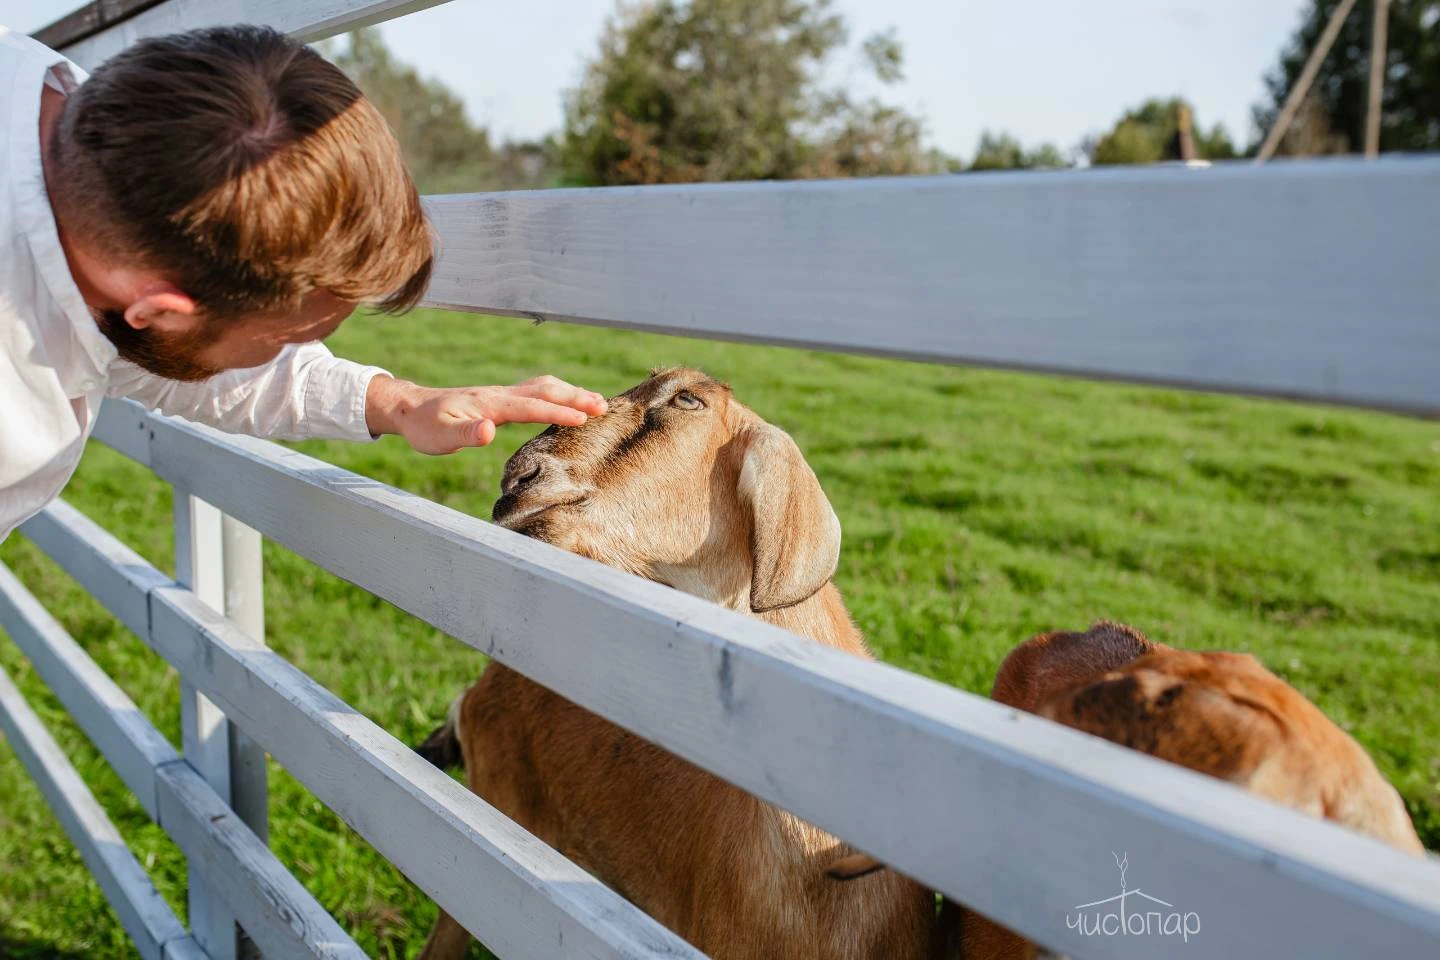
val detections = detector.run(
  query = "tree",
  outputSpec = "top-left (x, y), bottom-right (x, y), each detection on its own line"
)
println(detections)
top-left (967, 132), bottom-right (1068, 171)
top-left (325, 29), bottom-right (562, 192)
top-left (561, 0), bottom-right (931, 185)
top-left (326, 29), bottom-right (494, 192)
top-left (1087, 98), bottom-right (1236, 165)
top-left (1253, 0), bottom-right (1440, 155)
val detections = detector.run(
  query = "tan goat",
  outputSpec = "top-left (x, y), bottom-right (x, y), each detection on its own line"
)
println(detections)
top-left (415, 368), bottom-right (934, 960)
top-left (833, 621), bottom-right (1425, 959)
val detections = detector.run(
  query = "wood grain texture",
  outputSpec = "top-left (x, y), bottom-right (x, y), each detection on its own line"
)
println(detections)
top-left (156, 761), bottom-right (367, 960)
top-left (54, 0), bottom-right (454, 69)
top-left (19, 499), bottom-right (169, 639)
top-left (6, 519), bottom-right (368, 958)
top-left (32, 0), bottom-right (169, 50)
top-left (90, 400), bottom-right (1440, 959)
top-left (0, 563), bottom-right (177, 820)
top-left (220, 516), bottom-right (270, 860)
top-left (0, 664), bottom-right (189, 960)
top-left (20, 493), bottom-right (700, 960)
top-left (163, 937), bottom-right (211, 960)
top-left (422, 158), bottom-right (1440, 415)
top-left (148, 585), bottom-right (705, 960)
top-left (174, 491), bottom-right (242, 960)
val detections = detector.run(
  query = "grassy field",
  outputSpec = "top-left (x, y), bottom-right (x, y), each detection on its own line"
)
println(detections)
top-left (1, 308), bottom-right (1437, 959)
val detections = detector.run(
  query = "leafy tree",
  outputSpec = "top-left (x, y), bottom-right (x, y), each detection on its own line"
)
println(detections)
top-left (326, 29), bottom-right (493, 192)
top-left (1253, 0), bottom-right (1440, 155)
top-left (325, 29), bottom-right (561, 192)
top-left (561, 0), bottom-right (930, 185)
top-left (1088, 98), bottom-right (1236, 165)
top-left (968, 132), bottom-right (1068, 171)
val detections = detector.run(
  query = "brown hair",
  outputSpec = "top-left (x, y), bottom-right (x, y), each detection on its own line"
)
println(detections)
top-left (49, 25), bottom-right (433, 319)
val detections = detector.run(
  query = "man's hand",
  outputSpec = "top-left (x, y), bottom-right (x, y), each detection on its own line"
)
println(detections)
top-left (365, 375), bottom-right (608, 455)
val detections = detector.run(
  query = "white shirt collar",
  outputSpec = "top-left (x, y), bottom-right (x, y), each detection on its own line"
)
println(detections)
top-left (10, 50), bottom-right (116, 396)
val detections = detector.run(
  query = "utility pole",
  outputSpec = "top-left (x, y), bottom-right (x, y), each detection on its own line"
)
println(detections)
top-left (1256, 0), bottom-right (1360, 163)
top-left (1365, 0), bottom-right (1392, 157)
top-left (1175, 102), bottom-right (1197, 162)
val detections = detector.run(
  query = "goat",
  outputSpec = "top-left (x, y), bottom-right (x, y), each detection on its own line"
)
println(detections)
top-left (415, 368), bottom-right (934, 960)
top-left (832, 621), bottom-right (1424, 959)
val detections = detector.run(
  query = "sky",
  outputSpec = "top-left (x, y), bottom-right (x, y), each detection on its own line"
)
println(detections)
top-left (5, 0), bottom-right (1313, 158)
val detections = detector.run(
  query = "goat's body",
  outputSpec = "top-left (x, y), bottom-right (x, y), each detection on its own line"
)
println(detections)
top-left (421, 583), bottom-right (932, 960)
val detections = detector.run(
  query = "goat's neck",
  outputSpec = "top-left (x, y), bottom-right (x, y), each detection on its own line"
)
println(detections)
top-left (755, 583), bottom-right (870, 659)
top-left (655, 561), bottom-right (869, 657)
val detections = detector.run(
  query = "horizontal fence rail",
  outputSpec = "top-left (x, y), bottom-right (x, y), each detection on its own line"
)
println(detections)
top-left (38, 2), bottom-right (1440, 417)
top-left (421, 160), bottom-right (1440, 415)
top-left (0, 566), bottom-right (365, 960)
top-left (0, 564), bottom-right (174, 820)
top-left (0, 664), bottom-right (204, 960)
top-left (52, 0), bottom-right (453, 68)
top-left (19, 499), bottom-right (702, 960)
top-left (81, 399), bottom-right (1440, 959)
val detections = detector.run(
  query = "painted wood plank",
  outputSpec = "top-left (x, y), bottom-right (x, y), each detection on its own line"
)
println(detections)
top-left (155, 760), bottom-right (367, 960)
top-left (19, 499), bottom-right (168, 639)
top-left (56, 0), bottom-right (454, 69)
top-left (20, 494), bottom-right (701, 959)
top-left (21, 496), bottom-right (278, 847)
top-left (422, 158), bottom-right (1440, 415)
top-left (164, 937), bottom-right (212, 960)
top-left (0, 554), bottom-right (350, 959)
top-left (220, 515), bottom-right (269, 852)
top-left (148, 584), bottom-right (707, 960)
top-left (94, 401), bottom-right (1440, 958)
top-left (174, 490), bottom-right (242, 960)
top-left (0, 665), bottom-right (189, 960)
top-left (33, 0), bottom-right (168, 50)
top-left (0, 563), bottom-right (177, 819)
top-left (86, 394), bottom-right (154, 466)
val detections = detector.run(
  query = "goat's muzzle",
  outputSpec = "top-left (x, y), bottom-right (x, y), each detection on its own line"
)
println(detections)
top-left (501, 454), bottom-right (546, 496)
top-left (492, 449), bottom-right (586, 531)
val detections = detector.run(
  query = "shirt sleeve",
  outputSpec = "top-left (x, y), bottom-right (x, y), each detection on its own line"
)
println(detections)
top-left (106, 342), bottom-right (390, 442)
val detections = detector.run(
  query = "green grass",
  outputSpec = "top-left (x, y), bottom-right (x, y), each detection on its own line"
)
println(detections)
top-left (2, 309), bottom-right (1437, 958)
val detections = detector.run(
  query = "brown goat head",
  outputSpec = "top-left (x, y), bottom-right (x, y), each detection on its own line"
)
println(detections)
top-left (492, 367), bottom-right (841, 613)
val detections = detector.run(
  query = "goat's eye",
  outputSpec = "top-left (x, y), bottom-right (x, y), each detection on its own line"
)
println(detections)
top-left (671, 391), bottom-right (705, 410)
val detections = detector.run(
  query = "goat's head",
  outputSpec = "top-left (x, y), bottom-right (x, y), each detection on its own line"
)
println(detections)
top-left (492, 367), bottom-right (841, 613)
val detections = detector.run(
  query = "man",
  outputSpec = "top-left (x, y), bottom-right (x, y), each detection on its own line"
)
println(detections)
top-left (1, 23), bottom-right (608, 542)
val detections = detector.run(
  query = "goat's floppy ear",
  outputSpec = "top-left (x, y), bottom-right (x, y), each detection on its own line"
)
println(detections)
top-left (992, 621), bottom-right (1162, 712)
top-left (737, 424), bottom-right (841, 612)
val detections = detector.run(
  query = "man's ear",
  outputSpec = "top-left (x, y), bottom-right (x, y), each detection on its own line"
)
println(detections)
top-left (123, 288), bottom-right (198, 333)
top-left (736, 424), bottom-right (841, 612)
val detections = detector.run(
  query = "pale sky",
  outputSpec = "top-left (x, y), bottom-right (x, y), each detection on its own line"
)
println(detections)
top-left (5, 0), bottom-right (1312, 157)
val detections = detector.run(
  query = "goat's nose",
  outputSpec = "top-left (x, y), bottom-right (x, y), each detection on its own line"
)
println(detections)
top-left (501, 459), bottom-right (544, 496)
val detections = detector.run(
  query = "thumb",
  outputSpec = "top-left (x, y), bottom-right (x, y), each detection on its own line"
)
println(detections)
top-left (459, 418), bottom-right (497, 448)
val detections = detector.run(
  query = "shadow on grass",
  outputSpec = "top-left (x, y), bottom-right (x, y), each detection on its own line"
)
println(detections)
top-left (0, 933), bottom-right (98, 960)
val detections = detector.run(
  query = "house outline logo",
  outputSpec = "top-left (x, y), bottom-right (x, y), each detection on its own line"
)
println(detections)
top-left (1065, 853), bottom-right (1201, 942)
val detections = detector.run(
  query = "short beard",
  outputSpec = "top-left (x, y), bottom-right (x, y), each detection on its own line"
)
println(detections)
top-left (95, 308), bottom-right (223, 382)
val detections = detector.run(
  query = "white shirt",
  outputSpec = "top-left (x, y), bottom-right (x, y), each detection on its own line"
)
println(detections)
top-left (1, 28), bottom-right (389, 542)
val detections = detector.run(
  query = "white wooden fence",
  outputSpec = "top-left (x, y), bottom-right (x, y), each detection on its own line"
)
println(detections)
top-left (4, 2), bottom-right (1439, 959)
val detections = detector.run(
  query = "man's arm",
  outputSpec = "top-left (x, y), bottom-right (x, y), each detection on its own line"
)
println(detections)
top-left (108, 343), bottom-right (608, 449)
top-left (108, 342), bottom-right (386, 442)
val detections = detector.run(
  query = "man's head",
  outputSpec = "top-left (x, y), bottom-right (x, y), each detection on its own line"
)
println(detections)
top-left (46, 25), bottom-right (433, 380)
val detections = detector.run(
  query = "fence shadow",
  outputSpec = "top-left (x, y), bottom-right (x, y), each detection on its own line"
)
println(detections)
top-left (0, 932), bottom-right (102, 960)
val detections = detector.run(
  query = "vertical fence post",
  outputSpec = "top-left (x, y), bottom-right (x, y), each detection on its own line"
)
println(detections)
top-left (174, 492), bottom-right (269, 960)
